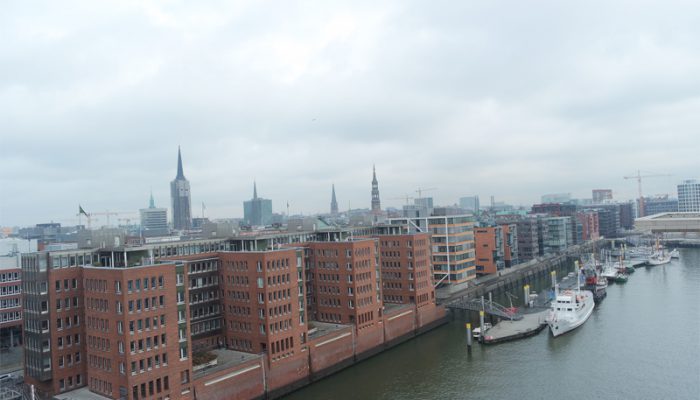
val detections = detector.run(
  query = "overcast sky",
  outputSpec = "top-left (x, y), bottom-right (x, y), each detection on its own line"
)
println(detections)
top-left (1, 0), bottom-right (699, 227)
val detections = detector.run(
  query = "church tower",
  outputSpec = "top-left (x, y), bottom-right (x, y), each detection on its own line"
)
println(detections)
top-left (170, 146), bottom-right (192, 230)
top-left (371, 165), bottom-right (381, 214)
top-left (330, 184), bottom-right (339, 215)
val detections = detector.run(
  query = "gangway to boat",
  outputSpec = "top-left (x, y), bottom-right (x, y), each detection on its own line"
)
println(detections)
top-left (447, 298), bottom-right (524, 320)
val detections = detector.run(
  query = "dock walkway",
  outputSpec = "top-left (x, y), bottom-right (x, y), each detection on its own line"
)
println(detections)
top-left (482, 310), bottom-right (549, 344)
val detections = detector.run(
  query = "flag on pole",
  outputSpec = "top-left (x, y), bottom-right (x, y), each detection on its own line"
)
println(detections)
top-left (79, 205), bottom-right (88, 216)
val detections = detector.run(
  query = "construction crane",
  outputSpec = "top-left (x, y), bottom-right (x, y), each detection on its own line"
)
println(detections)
top-left (77, 206), bottom-right (136, 229)
top-left (415, 187), bottom-right (437, 198)
top-left (390, 195), bottom-right (415, 206)
top-left (623, 170), bottom-right (672, 217)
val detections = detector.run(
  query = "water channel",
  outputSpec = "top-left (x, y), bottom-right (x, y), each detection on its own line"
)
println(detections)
top-left (285, 248), bottom-right (700, 400)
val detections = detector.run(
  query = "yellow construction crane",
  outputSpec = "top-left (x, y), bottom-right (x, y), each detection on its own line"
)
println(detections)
top-left (623, 170), bottom-right (672, 217)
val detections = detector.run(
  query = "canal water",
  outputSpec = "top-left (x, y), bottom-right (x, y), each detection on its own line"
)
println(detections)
top-left (285, 249), bottom-right (700, 400)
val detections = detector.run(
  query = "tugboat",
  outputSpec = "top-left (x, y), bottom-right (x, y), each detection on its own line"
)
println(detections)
top-left (546, 263), bottom-right (595, 337)
top-left (582, 255), bottom-right (607, 303)
top-left (614, 271), bottom-right (629, 284)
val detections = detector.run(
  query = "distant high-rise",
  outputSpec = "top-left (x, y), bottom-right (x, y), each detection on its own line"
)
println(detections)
top-left (371, 165), bottom-right (381, 214)
top-left (678, 179), bottom-right (700, 212)
top-left (592, 189), bottom-right (613, 203)
top-left (140, 191), bottom-right (168, 236)
top-left (243, 181), bottom-right (273, 226)
top-left (170, 146), bottom-right (192, 230)
top-left (330, 184), bottom-right (339, 215)
top-left (541, 193), bottom-right (571, 203)
top-left (459, 196), bottom-right (480, 213)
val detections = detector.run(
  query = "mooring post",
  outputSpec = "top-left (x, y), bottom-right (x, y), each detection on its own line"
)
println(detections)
top-left (466, 323), bottom-right (473, 349)
top-left (524, 284), bottom-right (530, 307)
top-left (479, 310), bottom-right (485, 343)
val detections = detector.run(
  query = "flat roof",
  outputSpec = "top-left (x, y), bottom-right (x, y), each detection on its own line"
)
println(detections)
top-left (384, 302), bottom-right (413, 314)
top-left (307, 321), bottom-right (351, 340)
top-left (636, 212), bottom-right (700, 220)
top-left (53, 387), bottom-right (112, 400)
top-left (192, 348), bottom-right (262, 380)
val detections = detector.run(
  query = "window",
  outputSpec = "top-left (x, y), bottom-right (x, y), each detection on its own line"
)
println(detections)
top-left (127, 280), bottom-right (133, 292)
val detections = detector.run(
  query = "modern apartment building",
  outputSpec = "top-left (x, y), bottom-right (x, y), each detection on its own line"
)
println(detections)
top-left (389, 213), bottom-right (476, 286)
top-left (474, 226), bottom-right (504, 276)
top-left (639, 196), bottom-right (678, 216)
top-left (592, 189), bottom-right (613, 203)
top-left (576, 211), bottom-right (600, 241)
top-left (677, 180), bottom-right (700, 212)
top-left (474, 223), bottom-right (518, 276)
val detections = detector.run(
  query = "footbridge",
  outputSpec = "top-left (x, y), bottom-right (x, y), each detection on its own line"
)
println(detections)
top-left (446, 298), bottom-right (523, 321)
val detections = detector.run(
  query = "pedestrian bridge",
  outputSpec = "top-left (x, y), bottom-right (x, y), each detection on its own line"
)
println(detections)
top-left (447, 298), bottom-right (524, 320)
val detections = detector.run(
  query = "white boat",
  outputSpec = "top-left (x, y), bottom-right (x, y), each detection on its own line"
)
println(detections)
top-left (472, 323), bottom-right (492, 339)
top-left (669, 249), bottom-right (680, 259)
top-left (647, 251), bottom-right (671, 266)
top-left (546, 266), bottom-right (595, 337)
top-left (647, 238), bottom-right (672, 266)
top-left (547, 290), bottom-right (594, 337)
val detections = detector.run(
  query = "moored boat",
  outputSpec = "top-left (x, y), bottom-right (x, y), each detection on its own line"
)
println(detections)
top-left (614, 272), bottom-right (628, 284)
top-left (546, 262), bottom-right (595, 337)
top-left (647, 252), bottom-right (671, 266)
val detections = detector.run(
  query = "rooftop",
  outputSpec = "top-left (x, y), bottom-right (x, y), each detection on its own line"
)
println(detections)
top-left (307, 321), bottom-right (351, 340)
top-left (54, 387), bottom-right (112, 400)
top-left (636, 212), bottom-right (700, 220)
top-left (192, 348), bottom-right (262, 381)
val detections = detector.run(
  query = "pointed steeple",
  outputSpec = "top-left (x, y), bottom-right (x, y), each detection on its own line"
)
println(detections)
top-left (371, 165), bottom-right (381, 214)
top-left (253, 181), bottom-right (258, 199)
top-left (176, 146), bottom-right (185, 180)
top-left (330, 184), bottom-right (339, 215)
top-left (149, 190), bottom-right (155, 208)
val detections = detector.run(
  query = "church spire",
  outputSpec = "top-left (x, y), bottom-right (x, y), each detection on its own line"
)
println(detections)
top-left (371, 165), bottom-right (381, 214)
top-left (176, 146), bottom-right (185, 179)
top-left (330, 184), bottom-right (339, 215)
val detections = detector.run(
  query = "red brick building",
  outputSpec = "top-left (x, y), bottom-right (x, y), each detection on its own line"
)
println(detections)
top-left (23, 232), bottom-right (446, 400)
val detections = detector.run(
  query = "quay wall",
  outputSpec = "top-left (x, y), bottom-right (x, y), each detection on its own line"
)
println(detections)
top-left (191, 303), bottom-right (449, 400)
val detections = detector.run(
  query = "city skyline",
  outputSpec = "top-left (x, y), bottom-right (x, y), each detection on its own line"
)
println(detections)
top-left (0, 145), bottom-right (695, 227)
top-left (2, 1), bottom-right (700, 226)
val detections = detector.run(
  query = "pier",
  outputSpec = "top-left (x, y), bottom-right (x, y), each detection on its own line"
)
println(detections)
top-left (481, 310), bottom-right (548, 344)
